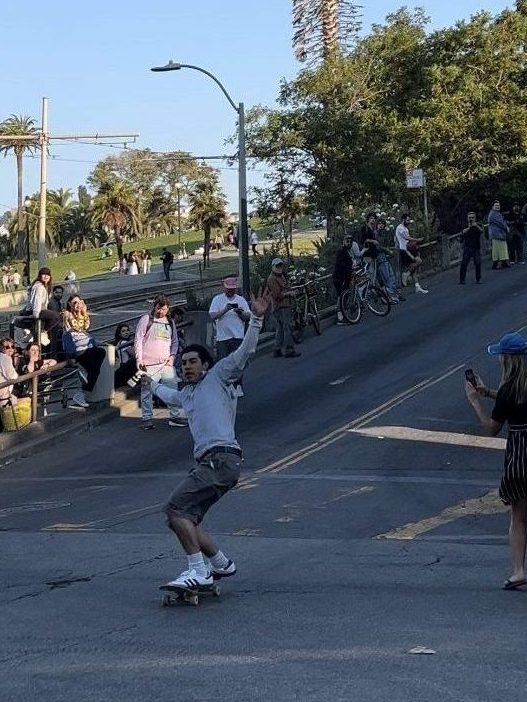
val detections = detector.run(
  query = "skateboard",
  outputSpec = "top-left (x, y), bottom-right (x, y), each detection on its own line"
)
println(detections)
top-left (160, 582), bottom-right (221, 607)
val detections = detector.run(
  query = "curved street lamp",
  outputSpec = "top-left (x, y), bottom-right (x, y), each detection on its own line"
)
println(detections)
top-left (151, 61), bottom-right (250, 299)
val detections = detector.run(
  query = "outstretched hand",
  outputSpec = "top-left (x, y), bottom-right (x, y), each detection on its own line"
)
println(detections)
top-left (250, 288), bottom-right (271, 318)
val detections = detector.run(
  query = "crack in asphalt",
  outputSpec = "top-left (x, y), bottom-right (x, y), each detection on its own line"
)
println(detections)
top-left (2, 553), bottom-right (170, 604)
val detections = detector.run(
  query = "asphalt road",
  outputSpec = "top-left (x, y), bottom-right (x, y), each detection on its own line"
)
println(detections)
top-left (2, 262), bottom-right (527, 701)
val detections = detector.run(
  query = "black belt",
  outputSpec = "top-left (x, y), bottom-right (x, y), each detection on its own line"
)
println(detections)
top-left (200, 446), bottom-right (242, 461)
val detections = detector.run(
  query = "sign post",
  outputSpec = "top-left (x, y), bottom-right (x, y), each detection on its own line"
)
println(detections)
top-left (406, 168), bottom-right (428, 230)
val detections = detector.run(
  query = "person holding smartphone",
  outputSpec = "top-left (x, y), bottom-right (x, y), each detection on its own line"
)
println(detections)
top-left (465, 332), bottom-right (527, 590)
top-left (209, 278), bottom-right (251, 395)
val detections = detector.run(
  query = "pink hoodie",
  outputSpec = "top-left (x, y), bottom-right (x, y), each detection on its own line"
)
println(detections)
top-left (134, 314), bottom-right (178, 368)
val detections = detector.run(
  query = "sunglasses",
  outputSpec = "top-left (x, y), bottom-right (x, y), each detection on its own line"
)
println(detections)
top-left (2, 344), bottom-right (14, 350)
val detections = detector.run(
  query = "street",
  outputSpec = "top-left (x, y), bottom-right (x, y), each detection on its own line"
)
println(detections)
top-left (2, 264), bottom-right (527, 701)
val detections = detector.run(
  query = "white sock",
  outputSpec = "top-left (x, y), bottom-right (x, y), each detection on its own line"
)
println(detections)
top-left (209, 550), bottom-right (229, 569)
top-left (187, 552), bottom-right (207, 576)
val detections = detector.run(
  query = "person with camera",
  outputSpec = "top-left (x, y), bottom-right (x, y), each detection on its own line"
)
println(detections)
top-left (465, 332), bottom-right (527, 590)
top-left (459, 212), bottom-right (484, 284)
top-left (209, 277), bottom-right (250, 396)
top-left (134, 294), bottom-right (187, 430)
top-left (142, 289), bottom-right (270, 594)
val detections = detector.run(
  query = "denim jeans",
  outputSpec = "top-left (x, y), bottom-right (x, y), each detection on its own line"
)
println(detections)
top-left (140, 363), bottom-right (184, 421)
top-left (376, 256), bottom-right (398, 296)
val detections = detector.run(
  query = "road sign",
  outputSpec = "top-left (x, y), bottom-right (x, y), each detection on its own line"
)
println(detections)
top-left (406, 169), bottom-right (424, 189)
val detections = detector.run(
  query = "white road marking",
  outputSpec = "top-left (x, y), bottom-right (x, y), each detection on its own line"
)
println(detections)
top-left (349, 425), bottom-right (506, 450)
top-left (329, 374), bottom-right (352, 386)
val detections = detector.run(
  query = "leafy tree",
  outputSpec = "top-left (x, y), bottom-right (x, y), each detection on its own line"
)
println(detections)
top-left (92, 180), bottom-right (139, 256)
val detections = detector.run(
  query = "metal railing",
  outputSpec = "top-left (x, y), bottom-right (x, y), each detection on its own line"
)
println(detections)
top-left (0, 359), bottom-right (76, 424)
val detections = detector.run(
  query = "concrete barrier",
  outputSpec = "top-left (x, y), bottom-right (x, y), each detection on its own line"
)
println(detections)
top-left (85, 345), bottom-right (115, 404)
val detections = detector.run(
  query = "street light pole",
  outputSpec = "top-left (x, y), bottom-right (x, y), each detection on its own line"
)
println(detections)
top-left (24, 198), bottom-right (31, 286)
top-left (151, 61), bottom-right (251, 299)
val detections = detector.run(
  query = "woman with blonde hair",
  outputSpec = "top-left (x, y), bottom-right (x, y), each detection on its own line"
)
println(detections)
top-left (62, 295), bottom-right (105, 408)
top-left (466, 332), bottom-right (527, 589)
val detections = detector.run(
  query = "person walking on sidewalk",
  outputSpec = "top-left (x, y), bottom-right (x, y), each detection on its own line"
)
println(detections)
top-left (488, 201), bottom-right (510, 269)
top-left (466, 332), bottom-right (527, 590)
top-left (266, 258), bottom-right (301, 358)
top-left (160, 248), bottom-right (174, 281)
top-left (134, 294), bottom-right (187, 430)
top-left (142, 291), bottom-right (270, 592)
top-left (209, 277), bottom-right (250, 395)
top-left (459, 212), bottom-right (484, 284)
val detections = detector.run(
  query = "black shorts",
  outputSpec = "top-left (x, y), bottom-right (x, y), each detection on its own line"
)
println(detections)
top-left (399, 250), bottom-right (414, 268)
top-left (165, 449), bottom-right (242, 525)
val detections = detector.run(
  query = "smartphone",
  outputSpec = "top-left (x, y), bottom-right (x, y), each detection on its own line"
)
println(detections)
top-left (465, 369), bottom-right (477, 387)
top-left (228, 303), bottom-right (239, 309)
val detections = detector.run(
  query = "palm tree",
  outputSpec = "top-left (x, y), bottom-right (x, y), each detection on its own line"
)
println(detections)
top-left (92, 180), bottom-right (139, 258)
top-left (188, 175), bottom-right (227, 268)
top-left (0, 115), bottom-right (39, 256)
top-left (292, 0), bottom-right (361, 64)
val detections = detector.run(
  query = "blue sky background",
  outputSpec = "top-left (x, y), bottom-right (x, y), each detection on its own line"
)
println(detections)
top-left (0, 0), bottom-right (510, 214)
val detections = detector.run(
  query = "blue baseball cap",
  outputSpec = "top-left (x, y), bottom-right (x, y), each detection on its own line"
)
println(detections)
top-left (487, 332), bottom-right (527, 356)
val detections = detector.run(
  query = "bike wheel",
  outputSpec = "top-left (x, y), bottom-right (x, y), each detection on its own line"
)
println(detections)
top-left (340, 287), bottom-right (361, 324)
top-left (308, 300), bottom-right (322, 335)
top-left (291, 309), bottom-right (304, 344)
top-left (366, 285), bottom-right (391, 317)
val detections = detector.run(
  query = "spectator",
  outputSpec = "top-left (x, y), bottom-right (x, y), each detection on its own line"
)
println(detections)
top-left (134, 295), bottom-right (187, 430)
top-left (11, 270), bottom-right (21, 290)
top-left (249, 226), bottom-right (259, 255)
top-left (0, 337), bottom-right (18, 408)
top-left (142, 249), bottom-right (152, 275)
top-left (376, 219), bottom-right (405, 303)
top-left (47, 285), bottom-right (64, 313)
top-left (160, 248), bottom-right (174, 281)
top-left (214, 232), bottom-right (223, 252)
top-left (465, 332), bottom-right (527, 590)
top-left (22, 342), bottom-right (57, 374)
top-left (17, 267), bottom-right (62, 346)
top-left (65, 270), bottom-right (76, 281)
top-left (394, 214), bottom-right (428, 294)
top-left (113, 322), bottom-right (136, 388)
top-left (62, 295), bottom-right (105, 408)
top-left (488, 200), bottom-right (510, 269)
top-left (459, 212), bottom-right (483, 284)
top-left (209, 277), bottom-right (250, 395)
top-left (1, 271), bottom-right (9, 292)
top-left (506, 204), bottom-right (525, 265)
top-left (265, 258), bottom-right (301, 358)
top-left (127, 251), bottom-right (139, 275)
top-left (119, 255), bottom-right (127, 276)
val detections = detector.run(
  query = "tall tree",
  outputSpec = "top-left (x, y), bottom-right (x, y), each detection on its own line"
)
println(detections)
top-left (293, 0), bottom-right (361, 65)
top-left (0, 114), bottom-right (39, 256)
top-left (188, 174), bottom-right (227, 268)
top-left (92, 181), bottom-right (139, 257)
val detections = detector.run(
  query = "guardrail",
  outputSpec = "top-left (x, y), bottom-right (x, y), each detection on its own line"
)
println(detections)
top-left (0, 359), bottom-right (75, 424)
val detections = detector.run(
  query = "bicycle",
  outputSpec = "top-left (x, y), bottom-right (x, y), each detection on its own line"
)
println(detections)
top-left (339, 260), bottom-right (391, 325)
top-left (290, 279), bottom-right (322, 343)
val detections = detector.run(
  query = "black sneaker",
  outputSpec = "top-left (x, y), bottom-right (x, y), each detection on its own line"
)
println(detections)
top-left (168, 417), bottom-right (188, 427)
top-left (273, 350), bottom-right (283, 358)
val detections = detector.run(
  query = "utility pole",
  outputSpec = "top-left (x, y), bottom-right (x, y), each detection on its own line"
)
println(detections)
top-left (0, 97), bottom-right (139, 270)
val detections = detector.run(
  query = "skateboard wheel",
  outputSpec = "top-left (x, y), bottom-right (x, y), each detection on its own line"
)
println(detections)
top-left (161, 595), bottom-right (171, 607)
top-left (189, 594), bottom-right (199, 606)
top-left (212, 585), bottom-right (220, 597)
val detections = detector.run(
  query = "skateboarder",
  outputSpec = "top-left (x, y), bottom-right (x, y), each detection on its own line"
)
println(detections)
top-left (143, 290), bottom-right (270, 591)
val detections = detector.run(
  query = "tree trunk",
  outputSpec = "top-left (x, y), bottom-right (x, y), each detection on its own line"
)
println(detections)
top-left (326, 209), bottom-right (337, 240)
top-left (203, 224), bottom-right (211, 268)
top-left (16, 153), bottom-right (25, 259)
top-left (280, 218), bottom-right (291, 258)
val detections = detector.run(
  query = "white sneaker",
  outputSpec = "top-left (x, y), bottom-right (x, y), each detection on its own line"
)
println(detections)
top-left (401, 271), bottom-right (410, 287)
top-left (211, 559), bottom-right (237, 579)
top-left (160, 569), bottom-right (213, 591)
top-left (71, 390), bottom-right (89, 408)
top-left (415, 283), bottom-right (429, 294)
top-left (40, 331), bottom-right (50, 346)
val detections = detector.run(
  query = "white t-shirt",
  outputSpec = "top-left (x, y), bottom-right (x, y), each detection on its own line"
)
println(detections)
top-left (209, 293), bottom-right (250, 341)
top-left (250, 231), bottom-right (258, 244)
top-left (395, 223), bottom-right (410, 251)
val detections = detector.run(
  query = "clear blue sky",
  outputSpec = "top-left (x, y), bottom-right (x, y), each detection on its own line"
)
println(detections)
top-left (0, 0), bottom-right (511, 214)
